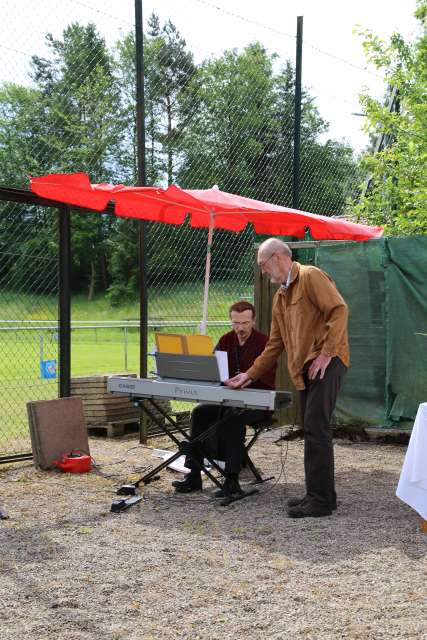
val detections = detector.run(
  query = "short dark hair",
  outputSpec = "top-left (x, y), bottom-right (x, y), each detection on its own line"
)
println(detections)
top-left (229, 300), bottom-right (256, 318)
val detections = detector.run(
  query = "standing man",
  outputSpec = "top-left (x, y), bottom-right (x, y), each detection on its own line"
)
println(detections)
top-left (226, 238), bottom-right (349, 518)
top-left (173, 300), bottom-right (276, 497)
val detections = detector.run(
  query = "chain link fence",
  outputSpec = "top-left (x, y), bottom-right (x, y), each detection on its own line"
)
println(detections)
top-left (0, 202), bottom-right (58, 458)
top-left (0, 0), bottom-right (380, 456)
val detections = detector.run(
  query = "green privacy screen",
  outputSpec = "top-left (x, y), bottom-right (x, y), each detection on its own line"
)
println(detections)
top-left (295, 236), bottom-right (427, 429)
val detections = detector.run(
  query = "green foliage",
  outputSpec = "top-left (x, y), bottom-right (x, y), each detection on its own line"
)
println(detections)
top-left (144, 13), bottom-right (197, 185)
top-left (354, 0), bottom-right (427, 234)
top-left (30, 23), bottom-right (126, 299)
top-left (0, 14), bottom-right (361, 302)
top-left (177, 44), bottom-right (358, 215)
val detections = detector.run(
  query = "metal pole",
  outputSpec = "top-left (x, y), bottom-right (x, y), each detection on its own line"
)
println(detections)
top-left (58, 205), bottom-right (71, 397)
top-left (135, 0), bottom-right (148, 441)
top-left (293, 16), bottom-right (303, 210)
top-left (199, 210), bottom-right (215, 335)
top-left (124, 326), bottom-right (128, 371)
top-left (39, 333), bottom-right (44, 364)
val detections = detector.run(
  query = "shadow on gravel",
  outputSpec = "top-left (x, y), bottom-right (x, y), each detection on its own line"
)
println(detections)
top-left (139, 465), bottom-right (425, 566)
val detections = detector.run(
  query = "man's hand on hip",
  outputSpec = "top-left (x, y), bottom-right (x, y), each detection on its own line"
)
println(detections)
top-left (225, 372), bottom-right (252, 389)
top-left (308, 354), bottom-right (331, 380)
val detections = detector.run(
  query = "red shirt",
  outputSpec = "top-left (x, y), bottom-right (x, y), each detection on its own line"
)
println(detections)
top-left (217, 328), bottom-right (276, 390)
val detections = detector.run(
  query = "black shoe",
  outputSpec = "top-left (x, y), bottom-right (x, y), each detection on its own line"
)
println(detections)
top-left (287, 496), bottom-right (337, 511)
top-left (214, 478), bottom-right (243, 498)
top-left (287, 496), bottom-right (308, 508)
top-left (287, 501), bottom-right (332, 518)
top-left (172, 474), bottom-right (202, 493)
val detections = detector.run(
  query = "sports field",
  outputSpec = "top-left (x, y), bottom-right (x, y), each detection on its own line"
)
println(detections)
top-left (0, 282), bottom-right (252, 450)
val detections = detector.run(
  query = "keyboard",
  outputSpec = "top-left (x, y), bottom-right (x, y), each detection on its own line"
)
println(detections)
top-left (107, 376), bottom-right (292, 411)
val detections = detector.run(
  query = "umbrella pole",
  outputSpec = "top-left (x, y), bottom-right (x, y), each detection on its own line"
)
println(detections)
top-left (199, 209), bottom-right (215, 335)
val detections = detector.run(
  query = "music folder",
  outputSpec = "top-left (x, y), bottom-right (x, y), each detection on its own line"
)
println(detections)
top-left (154, 352), bottom-right (229, 383)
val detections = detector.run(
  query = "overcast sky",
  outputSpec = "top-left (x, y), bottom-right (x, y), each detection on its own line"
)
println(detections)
top-left (1, 0), bottom-right (420, 151)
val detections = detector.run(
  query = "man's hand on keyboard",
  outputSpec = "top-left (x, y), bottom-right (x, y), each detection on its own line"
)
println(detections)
top-left (225, 372), bottom-right (252, 389)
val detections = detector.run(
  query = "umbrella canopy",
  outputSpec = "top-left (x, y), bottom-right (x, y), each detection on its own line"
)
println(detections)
top-left (30, 172), bottom-right (383, 241)
top-left (30, 172), bottom-right (383, 333)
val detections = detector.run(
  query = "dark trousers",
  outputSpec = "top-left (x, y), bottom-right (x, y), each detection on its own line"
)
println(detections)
top-left (186, 403), bottom-right (268, 475)
top-left (299, 357), bottom-right (347, 508)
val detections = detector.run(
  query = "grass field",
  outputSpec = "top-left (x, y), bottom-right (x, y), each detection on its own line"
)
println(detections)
top-left (0, 282), bottom-right (253, 451)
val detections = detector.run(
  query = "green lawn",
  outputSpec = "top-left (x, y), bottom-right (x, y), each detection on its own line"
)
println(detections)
top-left (0, 282), bottom-right (253, 451)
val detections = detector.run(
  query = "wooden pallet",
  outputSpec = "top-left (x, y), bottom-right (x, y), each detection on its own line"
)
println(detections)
top-left (87, 417), bottom-right (140, 438)
top-left (70, 374), bottom-right (140, 428)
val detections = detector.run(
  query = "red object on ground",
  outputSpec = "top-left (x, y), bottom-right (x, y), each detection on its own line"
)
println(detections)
top-left (53, 451), bottom-right (92, 473)
top-left (30, 172), bottom-right (383, 241)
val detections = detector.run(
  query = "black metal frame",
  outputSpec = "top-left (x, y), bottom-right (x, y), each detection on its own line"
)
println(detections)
top-left (0, 187), bottom-right (114, 464)
top-left (115, 398), bottom-right (263, 507)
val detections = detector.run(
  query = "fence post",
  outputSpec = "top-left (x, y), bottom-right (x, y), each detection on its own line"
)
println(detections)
top-left (124, 325), bottom-right (128, 371)
top-left (135, 0), bottom-right (149, 442)
top-left (39, 332), bottom-right (44, 364)
top-left (293, 16), bottom-right (303, 211)
top-left (59, 204), bottom-right (71, 397)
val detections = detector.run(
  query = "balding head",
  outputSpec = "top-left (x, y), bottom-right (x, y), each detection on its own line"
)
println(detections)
top-left (258, 238), bottom-right (292, 258)
top-left (257, 237), bottom-right (293, 284)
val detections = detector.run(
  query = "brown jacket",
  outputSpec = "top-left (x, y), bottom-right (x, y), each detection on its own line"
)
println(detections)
top-left (247, 262), bottom-right (349, 390)
top-left (217, 328), bottom-right (276, 390)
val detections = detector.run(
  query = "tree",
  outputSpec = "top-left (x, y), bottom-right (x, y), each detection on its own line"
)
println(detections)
top-left (354, 0), bottom-right (427, 234)
top-left (107, 15), bottom-right (199, 304)
top-left (30, 23), bottom-right (125, 298)
top-left (144, 13), bottom-right (197, 185)
top-left (0, 83), bottom-right (60, 293)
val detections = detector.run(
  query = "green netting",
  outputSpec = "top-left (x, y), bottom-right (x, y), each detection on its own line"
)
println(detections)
top-left (292, 235), bottom-right (427, 429)
top-left (384, 237), bottom-right (427, 423)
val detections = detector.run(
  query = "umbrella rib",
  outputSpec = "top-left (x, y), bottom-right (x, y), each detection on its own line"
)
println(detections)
top-left (119, 191), bottom-right (210, 216)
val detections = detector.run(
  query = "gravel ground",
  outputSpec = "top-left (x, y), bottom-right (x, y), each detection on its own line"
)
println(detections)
top-left (1, 430), bottom-right (426, 640)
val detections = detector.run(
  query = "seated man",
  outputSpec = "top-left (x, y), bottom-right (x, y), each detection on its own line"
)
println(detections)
top-left (172, 300), bottom-right (277, 497)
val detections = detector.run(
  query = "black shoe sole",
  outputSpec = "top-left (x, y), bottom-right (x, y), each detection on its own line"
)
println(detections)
top-left (214, 489), bottom-right (244, 498)
top-left (287, 497), bottom-right (337, 511)
top-left (174, 485), bottom-right (202, 493)
top-left (287, 508), bottom-right (332, 518)
top-left (172, 475), bottom-right (202, 491)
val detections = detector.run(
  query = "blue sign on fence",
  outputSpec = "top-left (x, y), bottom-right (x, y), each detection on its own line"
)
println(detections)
top-left (40, 359), bottom-right (57, 379)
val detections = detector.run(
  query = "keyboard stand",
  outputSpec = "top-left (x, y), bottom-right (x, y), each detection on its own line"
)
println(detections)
top-left (113, 397), bottom-right (259, 509)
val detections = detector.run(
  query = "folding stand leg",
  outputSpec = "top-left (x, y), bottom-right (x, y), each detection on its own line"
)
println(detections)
top-left (114, 401), bottom-right (262, 508)
top-left (243, 451), bottom-right (274, 485)
top-left (116, 400), bottom-right (233, 499)
top-left (244, 429), bottom-right (274, 485)
top-left (140, 402), bottom-right (235, 496)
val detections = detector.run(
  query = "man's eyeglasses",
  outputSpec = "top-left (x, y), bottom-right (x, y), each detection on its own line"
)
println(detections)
top-left (258, 253), bottom-right (275, 270)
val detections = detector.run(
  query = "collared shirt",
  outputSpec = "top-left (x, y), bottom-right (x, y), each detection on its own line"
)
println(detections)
top-left (246, 261), bottom-right (349, 390)
top-left (281, 266), bottom-right (293, 291)
top-left (217, 328), bottom-right (276, 390)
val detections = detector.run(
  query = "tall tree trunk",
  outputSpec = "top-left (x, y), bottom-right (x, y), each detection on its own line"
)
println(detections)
top-left (100, 252), bottom-right (108, 290)
top-left (88, 259), bottom-right (96, 301)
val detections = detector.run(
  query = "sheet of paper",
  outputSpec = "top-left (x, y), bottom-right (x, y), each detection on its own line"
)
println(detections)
top-left (151, 448), bottom-right (169, 459)
top-left (152, 449), bottom-right (225, 474)
top-left (186, 334), bottom-right (214, 355)
top-left (162, 451), bottom-right (190, 474)
top-left (215, 350), bottom-right (229, 382)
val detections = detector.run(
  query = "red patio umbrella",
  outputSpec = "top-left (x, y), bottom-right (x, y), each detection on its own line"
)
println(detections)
top-left (30, 172), bottom-right (383, 332)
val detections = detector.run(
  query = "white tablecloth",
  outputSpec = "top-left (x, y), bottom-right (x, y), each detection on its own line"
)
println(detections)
top-left (396, 402), bottom-right (427, 519)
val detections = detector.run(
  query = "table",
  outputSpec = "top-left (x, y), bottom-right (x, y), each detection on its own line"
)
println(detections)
top-left (396, 402), bottom-right (427, 529)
